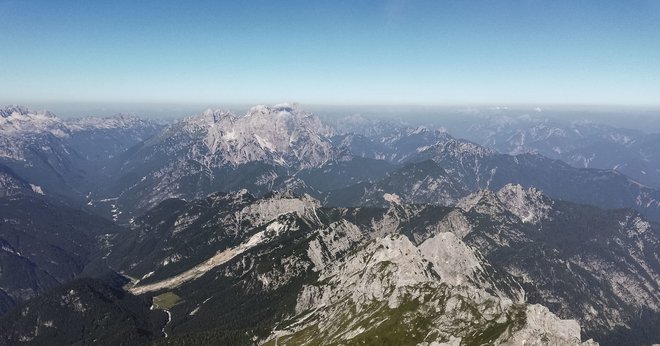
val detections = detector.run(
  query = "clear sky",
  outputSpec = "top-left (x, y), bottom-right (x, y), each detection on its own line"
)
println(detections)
top-left (1, 0), bottom-right (659, 106)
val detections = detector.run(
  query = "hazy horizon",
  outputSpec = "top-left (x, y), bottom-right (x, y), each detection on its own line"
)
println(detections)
top-left (4, 100), bottom-right (660, 133)
top-left (5, 100), bottom-right (660, 118)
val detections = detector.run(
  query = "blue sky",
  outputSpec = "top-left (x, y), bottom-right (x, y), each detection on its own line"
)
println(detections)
top-left (1, 0), bottom-right (659, 106)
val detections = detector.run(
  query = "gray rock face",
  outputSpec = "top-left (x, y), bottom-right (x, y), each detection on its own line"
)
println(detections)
top-left (97, 104), bottom-right (341, 219)
top-left (268, 231), bottom-right (589, 345)
top-left (459, 184), bottom-right (553, 225)
top-left (106, 190), bottom-right (638, 344)
top-left (458, 187), bottom-right (660, 345)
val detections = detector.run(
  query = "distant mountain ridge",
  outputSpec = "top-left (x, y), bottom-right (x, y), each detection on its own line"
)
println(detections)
top-left (463, 115), bottom-right (660, 188)
top-left (0, 105), bottom-right (165, 207)
top-left (4, 103), bottom-right (660, 227)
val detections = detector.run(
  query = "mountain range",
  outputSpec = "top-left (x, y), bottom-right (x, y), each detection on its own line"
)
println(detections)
top-left (1, 104), bottom-right (659, 345)
top-left (460, 114), bottom-right (660, 189)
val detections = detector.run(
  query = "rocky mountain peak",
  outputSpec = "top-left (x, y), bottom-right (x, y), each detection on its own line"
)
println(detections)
top-left (247, 103), bottom-right (300, 116)
top-left (415, 136), bottom-right (496, 163)
top-left (174, 104), bottom-right (338, 168)
top-left (0, 106), bottom-right (56, 119)
top-left (439, 138), bottom-right (496, 158)
top-left (496, 184), bottom-right (553, 223)
top-left (0, 106), bottom-right (68, 138)
top-left (457, 189), bottom-right (505, 213)
top-left (0, 105), bottom-right (29, 118)
top-left (458, 184), bottom-right (553, 224)
top-left (65, 113), bottom-right (162, 131)
top-left (191, 108), bottom-right (234, 125)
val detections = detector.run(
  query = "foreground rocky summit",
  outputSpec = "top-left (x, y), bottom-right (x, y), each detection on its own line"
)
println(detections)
top-left (92, 186), bottom-right (657, 344)
top-left (3, 184), bottom-right (659, 344)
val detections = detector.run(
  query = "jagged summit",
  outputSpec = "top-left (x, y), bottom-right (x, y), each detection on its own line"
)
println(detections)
top-left (192, 108), bottom-right (233, 125)
top-left (459, 188), bottom-right (498, 208)
top-left (192, 104), bottom-right (307, 123)
top-left (0, 105), bottom-right (161, 137)
top-left (496, 183), bottom-right (553, 223)
top-left (65, 113), bottom-right (159, 131)
top-left (459, 184), bottom-right (553, 224)
top-left (0, 105), bottom-right (29, 118)
top-left (247, 104), bottom-right (281, 117)
top-left (421, 137), bottom-right (497, 159)
top-left (0, 106), bottom-right (68, 138)
top-left (0, 105), bottom-right (57, 118)
top-left (167, 104), bottom-right (337, 168)
top-left (248, 103), bottom-right (300, 116)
